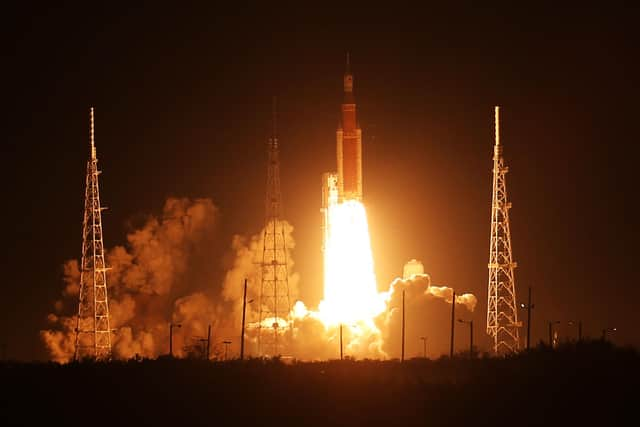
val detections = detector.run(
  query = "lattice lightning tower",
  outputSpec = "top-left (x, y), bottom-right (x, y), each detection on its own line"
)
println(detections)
top-left (74, 107), bottom-right (112, 360)
top-left (258, 97), bottom-right (292, 357)
top-left (486, 106), bottom-right (520, 354)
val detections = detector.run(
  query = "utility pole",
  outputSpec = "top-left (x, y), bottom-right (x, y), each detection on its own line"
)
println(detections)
top-left (578, 321), bottom-right (582, 341)
top-left (206, 324), bottom-right (211, 360)
top-left (548, 321), bottom-right (560, 348)
top-left (401, 289), bottom-right (405, 362)
top-left (450, 291), bottom-right (456, 358)
top-left (601, 327), bottom-right (616, 341)
top-left (339, 323), bottom-right (343, 360)
top-left (240, 278), bottom-right (248, 360)
top-left (223, 340), bottom-right (232, 361)
top-left (458, 319), bottom-right (474, 358)
top-left (420, 337), bottom-right (427, 359)
top-left (519, 286), bottom-right (535, 350)
top-left (568, 320), bottom-right (582, 342)
top-left (468, 320), bottom-right (474, 358)
top-left (169, 323), bottom-right (181, 357)
top-left (526, 287), bottom-right (532, 350)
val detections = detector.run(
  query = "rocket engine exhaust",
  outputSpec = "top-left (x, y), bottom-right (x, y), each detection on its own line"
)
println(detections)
top-left (317, 55), bottom-right (386, 350)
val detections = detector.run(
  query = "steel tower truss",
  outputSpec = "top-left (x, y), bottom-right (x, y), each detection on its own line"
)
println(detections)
top-left (486, 106), bottom-right (520, 354)
top-left (258, 98), bottom-right (292, 357)
top-left (74, 108), bottom-right (112, 360)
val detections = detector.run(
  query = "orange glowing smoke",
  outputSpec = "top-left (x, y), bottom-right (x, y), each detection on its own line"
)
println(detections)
top-left (41, 196), bottom-right (478, 362)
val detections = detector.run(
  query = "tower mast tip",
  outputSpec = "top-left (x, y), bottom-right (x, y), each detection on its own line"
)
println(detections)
top-left (90, 107), bottom-right (96, 159)
top-left (494, 105), bottom-right (500, 146)
top-left (271, 96), bottom-right (278, 142)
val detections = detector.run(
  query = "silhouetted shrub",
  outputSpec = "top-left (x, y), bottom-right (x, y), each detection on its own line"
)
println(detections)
top-left (1, 342), bottom-right (636, 426)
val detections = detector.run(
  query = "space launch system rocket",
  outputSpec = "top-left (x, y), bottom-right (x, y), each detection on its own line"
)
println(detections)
top-left (336, 55), bottom-right (362, 201)
top-left (321, 56), bottom-right (364, 253)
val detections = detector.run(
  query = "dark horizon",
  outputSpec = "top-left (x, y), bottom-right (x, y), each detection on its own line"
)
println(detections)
top-left (3, 4), bottom-right (639, 361)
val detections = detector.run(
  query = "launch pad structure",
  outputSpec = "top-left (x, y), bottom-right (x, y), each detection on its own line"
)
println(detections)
top-left (257, 97), bottom-right (293, 357)
top-left (74, 108), bottom-right (113, 360)
top-left (486, 106), bottom-right (521, 354)
top-left (66, 64), bottom-right (521, 361)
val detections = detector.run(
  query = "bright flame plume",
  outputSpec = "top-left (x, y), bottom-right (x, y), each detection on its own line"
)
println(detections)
top-left (319, 200), bottom-right (386, 326)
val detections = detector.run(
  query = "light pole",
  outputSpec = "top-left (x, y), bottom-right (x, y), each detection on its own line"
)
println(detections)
top-left (206, 324), bottom-right (211, 360)
top-left (339, 323), bottom-right (343, 360)
top-left (548, 321), bottom-right (560, 348)
top-left (601, 327), bottom-right (617, 341)
top-left (401, 289), bottom-right (405, 363)
top-left (169, 323), bottom-right (182, 357)
top-left (578, 321), bottom-right (583, 341)
top-left (420, 337), bottom-right (427, 359)
top-left (568, 320), bottom-right (582, 342)
top-left (450, 290), bottom-right (456, 358)
top-left (458, 319), bottom-right (473, 358)
top-left (223, 340), bottom-right (232, 360)
top-left (240, 279), bottom-right (254, 361)
top-left (519, 286), bottom-right (535, 350)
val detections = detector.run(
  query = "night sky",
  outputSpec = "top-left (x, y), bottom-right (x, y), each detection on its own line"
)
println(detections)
top-left (4, 4), bottom-right (639, 360)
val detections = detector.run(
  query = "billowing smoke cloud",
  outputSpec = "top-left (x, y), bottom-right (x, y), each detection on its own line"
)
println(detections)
top-left (218, 221), bottom-right (300, 357)
top-left (289, 301), bottom-right (388, 361)
top-left (376, 274), bottom-right (477, 359)
top-left (41, 198), bottom-right (303, 362)
top-left (41, 197), bottom-right (220, 362)
top-left (285, 273), bottom-right (478, 361)
top-left (425, 284), bottom-right (478, 312)
top-left (41, 196), bottom-right (477, 362)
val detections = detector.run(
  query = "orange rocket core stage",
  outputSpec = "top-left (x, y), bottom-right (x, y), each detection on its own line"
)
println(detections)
top-left (336, 57), bottom-right (363, 201)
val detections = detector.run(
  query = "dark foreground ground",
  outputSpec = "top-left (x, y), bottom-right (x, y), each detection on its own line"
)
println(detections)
top-left (1, 341), bottom-right (637, 426)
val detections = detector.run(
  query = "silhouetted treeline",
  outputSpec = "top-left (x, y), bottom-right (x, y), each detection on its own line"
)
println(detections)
top-left (1, 340), bottom-right (637, 426)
